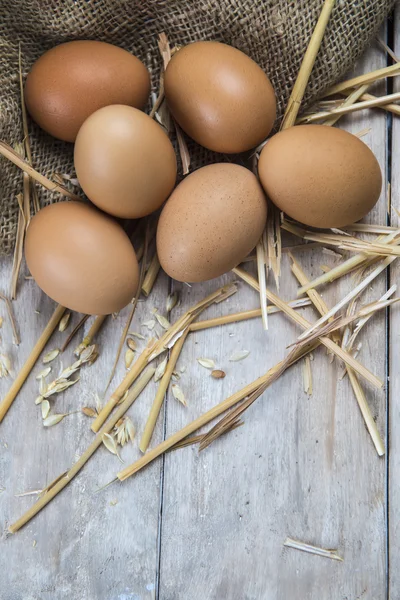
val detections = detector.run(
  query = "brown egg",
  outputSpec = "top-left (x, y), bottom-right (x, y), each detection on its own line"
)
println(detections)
top-left (157, 164), bottom-right (267, 282)
top-left (25, 202), bottom-right (139, 315)
top-left (164, 41), bottom-right (276, 154)
top-left (74, 105), bottom-right (177, 218)
top-left (25, 41), bottom-right (150, 142)
top-left (258, 125), bottom-right (382, 228)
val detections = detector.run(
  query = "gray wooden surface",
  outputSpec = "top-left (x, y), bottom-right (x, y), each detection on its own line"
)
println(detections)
top-left (0, 23), bottom-right (396, 600)
top-left (390, 7), bottom-right (400, 599)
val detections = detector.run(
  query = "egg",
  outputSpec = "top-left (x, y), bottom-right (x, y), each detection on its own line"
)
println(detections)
top-left (164, 41), bottom-right (276, 154)
top-left (258, 125), bottom-right (382, 228)
top-left (74, 105), bottom-right (177, 219)
top-left (157, 164), bottom-right (267, 282)
top-left (25, 41), bottom-right (150, 142)
top-left (25, 202), bottom-right (139, 315)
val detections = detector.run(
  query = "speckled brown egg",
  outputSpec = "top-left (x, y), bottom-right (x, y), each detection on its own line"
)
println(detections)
top-left (164, 41), bottom-right (276, 154)
top-left (25, 41), bottom-right (150, 142)
top-left (156, 164), bottom-right (267, 282)
top-left (25, 202), bottom-right (139, 315)
top-left (258, 125), bottom-right (382, 228)
top-left (74, 105), bottom-right (177, 219)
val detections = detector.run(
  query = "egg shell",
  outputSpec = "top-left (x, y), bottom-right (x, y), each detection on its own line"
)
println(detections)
top-left (25, 202), bottom-right (139, 315)
top-left (164, 41), bottom-right (276, 154)
top-left (74, 105), bottom-right (177, 219)
top-left (24, 41), bottom-right (150, 142)
top-left (258, 125), bottom-right (382, 228)
top-left (156, 163), bottom-right (267, 282)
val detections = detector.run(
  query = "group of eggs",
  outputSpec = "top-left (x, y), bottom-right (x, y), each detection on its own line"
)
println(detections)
top-left (23, 40), bottom-right (382, 316)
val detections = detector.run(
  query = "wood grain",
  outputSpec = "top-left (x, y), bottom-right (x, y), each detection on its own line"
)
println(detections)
top-left (389, 7), bottom-right (400, 599)
top-left (0, 30), bottom-right (392, 600)
top-left (158, 38), bottom-right (388, 600)
top-left (0, 264), bottom-right (169, 599)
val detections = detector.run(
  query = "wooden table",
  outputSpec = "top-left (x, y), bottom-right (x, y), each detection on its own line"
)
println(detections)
top-left (1, 17), bottom-right (399, 600)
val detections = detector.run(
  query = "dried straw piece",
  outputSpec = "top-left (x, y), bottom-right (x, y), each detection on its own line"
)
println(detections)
top-left (347, 285), bottom-right (396, 352)
top-left (354, 127), bottom-right (371, 138)
top-left (297, 253), bottom-right (383, 295)
top-left (291, 256), bottom-right (385, 456)
top-left (297, 255), bottom-right (396, 342)
top-left (284, 538), bottom-right (343, 562)
top-left (73, 315), bottom-right (107, 356)
top-left (338, 238), bottom-right (400, 257)
top-left (118, 340), bottom-right (319, 481)
top-left (92, 283), bottom-right (237, 432)
top-left (340, 89), bottom-right (400, 117)
top-left (297, 91), bottom-right (400, 124)
top-left (264, 186), bottom-right (283, 294)
top-left (324, 62), bottom-right (400, 97)
top-left (170, 420), bottom-right (243, 451)
top-left (198, 340), bottom-right (320, 451)
top-left (282, 221), bottom-right (400, 294)
top-left (282, 218), bottom-right (400, 251)
top-left (8, 366), bottom-right (155, 533)
top-left (140, 329), bottom-right (189, 452)
top-left (347, 368), bottom-right (385, 456)
top-left (106, 223), bottom-right (150, 389)
top-left (156, 32), bottom-right (190, 174)
top-left (289, 253), bottom-right (330, 318)
top-left (281, 242), bottom-right (323, 253)
top-left (142, 253), bottom-right (161, 297)
top-left (342, 223), bottom-right (398, 234)
top-left (189, 298), bottom-right (312, 332)
top-left (0, 304), bottom-right (66, 423)
top-left (280, 0), bottom-right (336, 129)
top-left (18, 44), bottom-right (39, 214)
top-left (10, 192), bottom-right (27, 300)
top-left (377, 38), bottom-right (400, 63)
top-left (321, 84), bottom-right (369, 127)
top-left (256, 230), bottom-right (269, 329)
top-left (148, 33), bottom-right (174, 121)
top-left (287, 301), bottom-right (398, 351)
top-left (158, 31), bottom-right (172, 70)
top-left (0, 141), bottom-right (79, 200)
top-left (175, 122), bottom-right (191, 175)
top-left (265, 0), bottom-right (334, 288)
top-left (303, 355), bottom-right (313, 395)
top-left (289, 252), bottom-right (340, 345)
top-left (61, 314), bottom-right (89, 353)
top-left (232, 267), bottom-right (381, 389)
top-left (91, 338), bottom-right (157, 433)
top-left (148, 283), bottom-right (237, 361)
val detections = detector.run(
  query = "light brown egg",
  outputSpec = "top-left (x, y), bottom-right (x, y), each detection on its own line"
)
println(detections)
top-left (25, 202), bottom-right (139, 315)
top-left (157, 164), bottom-right (267, 282)
top-left (74, 105), bottom-right (177, 219)
top-left (164, 41), bottom-right (276, 154)
top-left (25, 41), bottom-right (150, 142)
top-left (258, 125), bottom-right (382, 228)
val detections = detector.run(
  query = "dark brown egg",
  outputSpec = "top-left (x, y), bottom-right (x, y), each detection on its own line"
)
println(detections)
top-left (258, 125), bottom-right (382, 228)
top-left (24, 41), bottom-right (150, 142)
top-left (164, 41), bottom-right (276, 154)
top-left (157, 163), bottom-right (267, 282)
top-left (74, 105), bottom-right (177, 219)
top-left (25, 202), bottom-right (139, 315)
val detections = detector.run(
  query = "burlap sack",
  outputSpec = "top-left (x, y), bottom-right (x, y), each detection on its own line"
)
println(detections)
top-left (0, 0), bottom-right (395, 256)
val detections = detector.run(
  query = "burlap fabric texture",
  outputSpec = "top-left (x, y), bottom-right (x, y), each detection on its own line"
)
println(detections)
top-left (0, 0), bottom-right (395, 255)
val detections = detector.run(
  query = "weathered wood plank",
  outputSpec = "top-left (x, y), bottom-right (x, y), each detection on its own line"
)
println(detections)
top-left (0, 259), bottom-right (169, 599)
top-left (389, 7), bottom-right (400, 599)
top-left (158, 40), bottom-right (388, 600)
